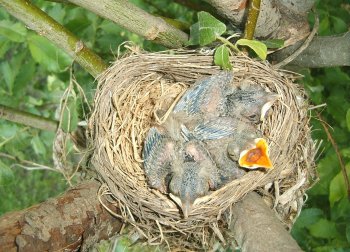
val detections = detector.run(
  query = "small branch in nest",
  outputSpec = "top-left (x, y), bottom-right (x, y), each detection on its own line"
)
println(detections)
top-left (273, 10), bottom-right (319, 69)
top-left (243, 0), bottom-right (261, 40)
top-left (317, 113), bottom-right (350, 199)
top-left (0, 104), bottom-right (58, 132)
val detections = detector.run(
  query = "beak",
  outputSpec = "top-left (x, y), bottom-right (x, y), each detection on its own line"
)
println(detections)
top-left (239, 138), bottom-right (273, 169)
top-left (169, 193), bottom-right (192, 219)
top-left (260, 94), bottom-right (280, 121)
top-left (180, 199), bottom-right (192, 219)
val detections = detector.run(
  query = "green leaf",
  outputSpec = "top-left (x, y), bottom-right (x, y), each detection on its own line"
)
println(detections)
top-left (330, 16), bottom-right (348, 33)
top-left (214, 45), bottom-right (232, 70)
top-left (188, 22), bottom-right (199, 45)
top-left (293, 208), bottom-right (324, 229)
top-left (31, 135), bottom-right (47, 156)
top-left (329, 164), bottom-right (350, 206)
top-left (309, 218), bottom-right (339, 238)
top-left (261, 39), bottom-right (285, 49)
top-left (0, 20), bottom-right (27, 42)
top-left (0, 37), bottom-right (11, 58)
top-left (0, 61), bottom-right (14, 94)
top-left (0, 160), bottom-right (14, 185)
top-left (61, 95), bottom-right (78, 133)
top-left (346, 225), bottom-right (350, 243)
top-left (346, 108), bottom-right (350, 132)
top-left (27, 33), bottom-right (72, 73)
top-left (236, 39), bottom-right (267, 60)
top-left (197, 11), bottom-right (226, 46)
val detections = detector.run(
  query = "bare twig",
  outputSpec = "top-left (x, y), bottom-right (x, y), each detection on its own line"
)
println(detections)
top-left (273, 11), bottom-right (319, 69)
top-left (0, 152), bottom-right (61, 173)
top-left (0, 0), bottom-right (107, 77)
top-left (317, 113), bottom-right (350, 199)
top-left (243, 0), bottom-right (261, 40)
top-left (0, 104), bottom-right (58, 132)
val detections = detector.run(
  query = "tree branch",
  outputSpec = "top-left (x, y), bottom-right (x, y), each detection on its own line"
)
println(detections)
top-left (0, 181), bottom-right (122, 251)
top-left (0, 0), bottom-right (107, 78)
top-left (0, 104), bottom-right (58, 132)
top-left (270, 32), bottom-right (350, 68)
top-left (243, 0), bottom-right (261, 40)
top-left (205, 0), bottom-right (312, 45)
top-left (228, 192), bottom-right (302, 252)
top-left (67, 0), bottom-right (189, 49)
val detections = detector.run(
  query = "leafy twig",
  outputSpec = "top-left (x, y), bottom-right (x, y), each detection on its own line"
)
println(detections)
top-left (243, 0), bottom-right (261, 40)
top-left (0, 104), bottom-right (58, 132)
top-left (216, 36), bottom-right (240, 53)
top-left (0, 0), bottom-right (108, 77)
top-left (317, 113), bottom-right (350, 199)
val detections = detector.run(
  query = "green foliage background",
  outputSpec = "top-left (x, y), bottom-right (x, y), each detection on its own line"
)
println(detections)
top-left (0, 0), bottom-right (349, 250)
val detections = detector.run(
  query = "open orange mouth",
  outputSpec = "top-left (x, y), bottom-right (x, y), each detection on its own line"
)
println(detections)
top-left (239, 138), bottom-right (273, 169)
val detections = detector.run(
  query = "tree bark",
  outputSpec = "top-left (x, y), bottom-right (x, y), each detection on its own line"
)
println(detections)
top-left (270, 32), bottom-right (350, 68)
top-left (0, 104), bottom-right (58, 132)
top-left (0, 181), bottom-right (122, 252)
top-left (67, 0), bottom-right (189, 49)
top-left (205, 0), bottom-right (313, 45)
top-left (0, 180), bottom-right (302, 251)
top-left (229, 192), bottom-right (302, 252)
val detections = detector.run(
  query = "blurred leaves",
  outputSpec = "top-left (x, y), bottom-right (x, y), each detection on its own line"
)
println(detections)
top-left (291, 1), bottom-right (350, 250)
top-left (261, 39), bottom-right (284, 49)
top-left (329, 165), bottom-right (350, 207)
top-left (60, 93), bottom-right (78, 133)
top-left (0, 20), bottom-right (27, 42)
top-left (27, 34), bottom-right (72, 73)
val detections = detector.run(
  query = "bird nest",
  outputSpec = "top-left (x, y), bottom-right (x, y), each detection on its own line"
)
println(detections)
top-left (87, 49), bottom-right (316, 249)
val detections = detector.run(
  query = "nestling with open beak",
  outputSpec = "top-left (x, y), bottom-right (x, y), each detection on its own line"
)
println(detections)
top-left (187, 116), bottom-right (274, 170)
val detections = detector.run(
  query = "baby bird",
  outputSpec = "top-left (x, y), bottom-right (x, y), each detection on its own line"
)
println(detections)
top-left (143, 127), bottom-right (178, 193)
top-left (225, 81), bottom-right (280, 123)
top-left (203, 136), bottom-right (246, 187)
top-left (173, 71), bottom-right (233, 120)
top-left (169, 140), bottom-right (220, 218)
top-left (188, 116), bottom-right (273, 169)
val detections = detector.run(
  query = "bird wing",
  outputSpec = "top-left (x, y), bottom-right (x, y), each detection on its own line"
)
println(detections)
top-left (192, 117), bottom-right (237, 140)
top-left (173, 71), bottom-right (233, 115)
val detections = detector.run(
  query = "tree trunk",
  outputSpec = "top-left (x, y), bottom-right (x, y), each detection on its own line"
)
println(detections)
top-left (229, 192), bottom-right (302, 252)
top-left (0, 180), bottom-right (122, 252)
top-left (0, 180), bottom-right (302, 251)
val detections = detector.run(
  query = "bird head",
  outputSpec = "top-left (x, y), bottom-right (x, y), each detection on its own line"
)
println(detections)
top-left (238, 138), bottom-right (273, 169)
top-left (227, 84), bottom-right (280, 123)
top-left (169, 162), bottom-right (211, 218)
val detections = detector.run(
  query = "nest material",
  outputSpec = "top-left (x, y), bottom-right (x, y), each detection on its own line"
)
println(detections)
top-left (87, 49), bottom-right (316, 249)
